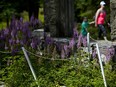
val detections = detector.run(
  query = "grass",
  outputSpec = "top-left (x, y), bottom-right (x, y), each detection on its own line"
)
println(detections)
top-left (0, 8), bottom-right (44, 30)
top-left (0, 22), bottom-right (7, 30)
top-left (39, 8), bottom-right (44, 23)
top-left (20, 11), bottom-right (29, 22)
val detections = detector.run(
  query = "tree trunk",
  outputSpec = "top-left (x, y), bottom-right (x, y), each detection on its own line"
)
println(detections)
top-left (28, 0), bottom-right (39, 20)
top-left (44, 0), bottom-right (74, 37)
top-left (110, 0), bottom-right (116, 41)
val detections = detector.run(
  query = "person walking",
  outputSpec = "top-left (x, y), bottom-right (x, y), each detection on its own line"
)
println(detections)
top-left (95, 1), bottom-right (108, 41)
top-left (81, 17), bottom-right (89, 37)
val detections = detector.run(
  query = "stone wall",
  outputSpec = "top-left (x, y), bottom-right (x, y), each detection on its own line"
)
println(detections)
top-left (110, 0), bottom-right (116, 40)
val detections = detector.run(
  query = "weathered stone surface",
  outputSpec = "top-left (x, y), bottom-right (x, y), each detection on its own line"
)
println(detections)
top-left (32, 29), bottom-right (44, 39)
top-left (44, 0), bottom-right (74, 37)
top-left (110, 0), bottom-right (116, 40)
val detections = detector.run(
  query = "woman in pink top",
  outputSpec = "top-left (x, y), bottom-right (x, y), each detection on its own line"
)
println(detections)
top-left (95, 1), bottom-right (108, 41)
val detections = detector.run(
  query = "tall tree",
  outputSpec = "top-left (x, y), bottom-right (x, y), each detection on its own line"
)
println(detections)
top-left (0, 0), bottom-right (41, 20)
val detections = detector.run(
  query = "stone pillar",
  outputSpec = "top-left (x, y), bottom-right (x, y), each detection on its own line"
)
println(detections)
top-left (110, 0), bottom-right (116, 41)
top-left (44, 0), bottom-right (74, 37)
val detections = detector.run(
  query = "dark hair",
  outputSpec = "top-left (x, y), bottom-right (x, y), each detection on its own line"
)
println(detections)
top-left (83, 17), bottom-right (88, 22)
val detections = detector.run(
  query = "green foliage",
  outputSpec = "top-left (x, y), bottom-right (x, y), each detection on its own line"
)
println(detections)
top-left (0, 49), bottom-right (116, 87)
top-left (74, 0), bottom-right (110, 22)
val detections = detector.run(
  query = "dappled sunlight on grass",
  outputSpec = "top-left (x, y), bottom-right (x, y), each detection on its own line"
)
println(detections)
top-left (0, 22), bottom-right (7, 29)
top-left (39, 8), bottom-right (44, 23)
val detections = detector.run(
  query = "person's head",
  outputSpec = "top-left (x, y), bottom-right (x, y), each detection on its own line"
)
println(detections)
top-left (83, 17), bottom-right (88, 22)
top-left (100, 1), bottom-right (106, 8)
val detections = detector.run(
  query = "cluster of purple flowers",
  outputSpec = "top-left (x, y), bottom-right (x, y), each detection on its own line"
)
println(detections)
top-left (0, 18), bottom-right (89, 57)
top-left (0, 16), bottom-right (42, 55)
top-left (106, 46), bottom-right (115, 61)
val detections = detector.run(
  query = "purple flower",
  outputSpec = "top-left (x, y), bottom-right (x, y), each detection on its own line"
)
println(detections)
top-left (55, 42), bottom-right (62, 52)
top-left (69, 38), bottom-right (75, 49)
top-left (4, 28), bottom-right (9, 36)
top-left (73, 28), bottom-right (79, 39)
top-left (11, 47), bottom-right (19, 56)
top-left (20, 17), bottom-right (23, 23)
top-left (77, 34), bottom-right (82, 48)
top-left (16, 39), bottom-right (20, 44)
top-left (30, 15), bottom-right (34, 23)
top-left (45, 36), bottom-right (54, 45)
top-left (9, 38), bottom-right (15, 45)
top-left (92, 49), bottom-right (96, 58)
top-left (30, 37), bottom-right (40, 49)
top-left (31, 42), bottom-right (36, 49)
top-left (82, 36), bottom-right (87, 47)
top-left (63, 44), bottom-right (70, 57)
top-left (61, 47), bottom-right (65, 59)
top-left (106, 46), bottom-right (115, 61)
top-left (11, 29), bottom-right (17, 38)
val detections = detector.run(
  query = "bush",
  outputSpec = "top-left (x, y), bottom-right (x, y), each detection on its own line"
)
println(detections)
top-left (1, 50), bottom-right (116, 87)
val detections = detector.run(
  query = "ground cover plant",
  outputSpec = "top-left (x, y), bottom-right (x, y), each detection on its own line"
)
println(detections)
top-left (0, 16), bottom-right (116, 87)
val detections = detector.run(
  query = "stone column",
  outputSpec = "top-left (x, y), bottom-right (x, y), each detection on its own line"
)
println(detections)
top-left (44, 0), bottom-right (74, 37)
top-left (110, 0), bottom-right (116, 41)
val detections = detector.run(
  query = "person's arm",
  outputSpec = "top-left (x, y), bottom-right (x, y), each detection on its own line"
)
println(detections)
top-left (89, 21), bottom-right (95, 24)
top-left (95, 9), bottom-right (100, 27)
top-left (104, 12), bottom-right (110, 27)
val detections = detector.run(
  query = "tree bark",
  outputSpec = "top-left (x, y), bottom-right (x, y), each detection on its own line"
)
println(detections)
top-left (110, 0), bottom-right (116, 41)
top-left (44, 0), bottom-right (74, 37)
top-left (28, 0), bottom-right (39, 19)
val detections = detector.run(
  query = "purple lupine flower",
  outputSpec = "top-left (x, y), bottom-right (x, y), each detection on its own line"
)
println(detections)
top-left (64, 44), bottom-right (68, 52)
top-left (73, 28), bottom-right (79, 39)
top-left (82, 36), bottom-right (87, 47)
top-left (11, 29), bottom-right (17, 38)
top-left (63, 44), bottom-right (70, 57)
top-left (27, 30), bottom-right (31, 38)
top-left (45, 36), bottom-right (54, 45)
top-left (92, 49), bottom-right (96, 58)
top-left (69, 38), bottom-right (75, 49)
top-left (22, 22), bottom-right (29, 33)
top-left (30, 37), bottom-right (40, 49)
top-left (61, 47), bottom-right (65, 59)
top-left (55, 42), bottom-right (62, 52)
top-left (106, 46), bottom-right (115, 61)
top-left (9, 38), bottom-right (15, 45)
top-left (17, 21), bottom-right (22, 30)
top-left (20, 40), bottom-right (24, 45)
top-left (20, 17), bottom-right (23, 23)
top-left (0, 33), bottom-right (5, 40)
top-left (109, 46), bottom-right (115, 56)
top-left (77, 34), bottom-right (82, 48)
top-left (11, 47), bottom-right (19, 56)
top-left (106, 48), bottom-right (112, 61)
top-left (106, 53), bottom-right (111, 61)
top-left (16, 39), bottom-right (20, 44)
top-left (4, 28), bottom-right (9, 36)
top-left (31, 42), bottom-right (36, 49)
top-left (9, 17), bottom-right (17, 30)
top-left (30, 15), bottom-right (34, 23)
top-left (34, 19), bottom-right (39, 25)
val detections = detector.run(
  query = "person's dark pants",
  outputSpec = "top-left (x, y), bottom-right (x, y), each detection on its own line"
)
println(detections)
top-left (97, 24), bottom-right (107, 39)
